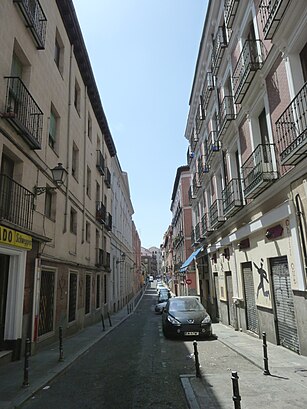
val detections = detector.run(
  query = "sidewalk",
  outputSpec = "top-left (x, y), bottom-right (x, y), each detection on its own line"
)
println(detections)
top-left (181, 323), bottom-right (307, 409)
top-left (0, 293), bottom-right (141, 409)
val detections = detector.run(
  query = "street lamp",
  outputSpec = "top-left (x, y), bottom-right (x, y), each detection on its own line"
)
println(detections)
top-left (116, 252), bottom-right (126, 264)
top-left (34, 163), bottom-right (67, 196)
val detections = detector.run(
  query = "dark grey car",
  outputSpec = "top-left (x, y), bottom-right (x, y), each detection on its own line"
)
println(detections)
top-left (162, 296), bottom-right (212, 339)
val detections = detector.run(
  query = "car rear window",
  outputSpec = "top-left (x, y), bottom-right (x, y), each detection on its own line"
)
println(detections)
top-left (169, 299), bottom-right (205, 312)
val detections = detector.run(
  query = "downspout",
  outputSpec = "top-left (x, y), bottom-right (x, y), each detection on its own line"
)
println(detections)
top-left (63, 44), bottom-right (73, 233)
top-left (82, 86), bottom-right (87, 244)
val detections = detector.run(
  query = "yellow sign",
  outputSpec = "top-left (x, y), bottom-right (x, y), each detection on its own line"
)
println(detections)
top-left (0, 225), bottom-right (32, 250)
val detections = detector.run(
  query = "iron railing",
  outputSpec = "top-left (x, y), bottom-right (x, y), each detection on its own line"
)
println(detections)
top-left (96, 150), bottom-right (105, 175)
top-left (224, 0), bottom-right (239, 29)
top-left (233, 40), bottom-right (267, 104)
top-left (212, 26), bottom-right (228, 75)
top-left (276, 82), bottom-right (307, 165)
top-left (106, 212), bottom-right (112, 231)
top-left (259, 0), bottom-right (290, 40)
top-left (201, 72), bottom-right (214, 113)
top-left (0, 174), bottom-right (34, 230)
top-left (218, 96), bottom-right (236, 138)
top-left (241, 144), bottom-right (278, 199)
top-left (195, 104), bottom-right (204, 135)
top-left (14, 0), bottom-right (47, 49)
top-left (3, 76), bottom-right (43, 149)
top-left (201, 213), bottom-right (213, 237)
top-left (96, 201), bottom-right (106, 224)
top-left (209, 199), bottom-right (226, 229)
top-left (206, 131), bottom-right (220, 164)
top-left (192, 173), bottom-right (201, 193)
top-left (222, 178), bottom-right (243, 217)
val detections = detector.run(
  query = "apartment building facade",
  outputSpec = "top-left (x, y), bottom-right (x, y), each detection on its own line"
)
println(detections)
top-left (0, 0), bottom-right (137, 361)
top-left (185, 0), bottom-right (307, 355)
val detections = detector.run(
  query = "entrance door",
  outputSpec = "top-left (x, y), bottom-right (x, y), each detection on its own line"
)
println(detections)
top-left (225, 272), bottom-right (235, 327)
top-left (213, 273), bottom-right (220, 322)
top-left (242, 262), bottom-right (259, 334)
top-left (270, 257), bottom-right (300, 353)
top-left (0, 255), bottom-right (10, 349)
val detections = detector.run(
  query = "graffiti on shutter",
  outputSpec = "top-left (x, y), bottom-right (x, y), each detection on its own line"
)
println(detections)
top-left (271, 256), bottom-right (300, 354)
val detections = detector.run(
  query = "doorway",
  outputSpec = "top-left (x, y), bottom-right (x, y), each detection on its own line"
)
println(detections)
top-left (0, 254), bottom-right (10, 349)
top-left (242, 262), bottom-right (259, 334)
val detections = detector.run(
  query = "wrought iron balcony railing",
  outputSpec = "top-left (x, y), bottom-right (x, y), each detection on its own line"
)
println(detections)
top-left (105, 167), bottom-right (111, 188)
top-left (96, 150), bottom-right (105, 175)
top-left (218, 96), bottom-right (236, 138)
top-left (14, 0), bottom-right (47, 49)
top-left (195, 104), bottom-right (205, 135)
top-left (224, 0), bottom-right (239, 29)
top-left (192, 173), bottom-right (201, 193)
top-left (0, 174), bottom-right (34, 230)
top-left (206, 131), bottom-right (221, 164)
top-left (222, 178), bottom-right (243, 217)
top-left (201, 72), bottom-right (214, 113)
top-left (3, 77), bottom-right (43, 149)
top-left (104, 251), bottom-right (111, 271)
top-left (259, 0), bottom-right (290, 40)
top-left (276, 82), bottom-right (307, 166)
top-left (188, 186), bottom-right (196, 205)
top-left (195, 222), bottom-right (201, 243)
top-left (190, 128), bottom-right (198, 152)
top-left (212, 26), bottom-right (228, 75)
top-left (241, 144), bottom-right (278, 199)
top-left (233, 40), bottom-right (267, 104)
top-left (209, 199), bottom-right (226, 229)
top-left (201, 213), bottom-right (213, 237)
top-left (96, 201), bottom-right (106, 224)
top-left (197, 155), bottom-right (207, 183)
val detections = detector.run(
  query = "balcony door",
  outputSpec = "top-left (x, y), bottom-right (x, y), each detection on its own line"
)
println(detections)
top-left (0, 155), bottom-right (14, 222)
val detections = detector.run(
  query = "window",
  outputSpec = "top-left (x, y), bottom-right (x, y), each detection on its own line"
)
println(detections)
top-left (86, 166), bottom-right (91, 198)
top-left (44, 190), bottom-right (55, 220)
top-left (86, 221), bottom-right (91, 243)
top-left (68, 272), bottom-right (78, 322)
top-left (70, 207), bottom-right (77, 234)
top-left (72, 142), bottom-right (79, 180)
top-left (88, 114), bottom-right (92, 140)
top-left (85, 274), bottom-right (91, 314)
top-left (49, 106), bottom-right (59, 150)
top-left (54, 29), bottom-right (64, 74)
top-left (96, 274), bottom-right (101, 308)
top-left (74, 79), bottom-right (81, 114)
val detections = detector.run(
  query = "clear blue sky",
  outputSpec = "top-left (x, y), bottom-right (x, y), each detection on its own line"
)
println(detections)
top-left (73, 0), bottom-right (208, 249)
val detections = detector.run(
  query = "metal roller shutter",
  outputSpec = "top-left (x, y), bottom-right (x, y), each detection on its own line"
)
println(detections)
top-left (242, 262), bottom-right (259, 334)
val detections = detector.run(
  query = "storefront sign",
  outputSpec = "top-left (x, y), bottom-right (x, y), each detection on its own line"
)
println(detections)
top-left (0, 225), bottom-right (32, 250)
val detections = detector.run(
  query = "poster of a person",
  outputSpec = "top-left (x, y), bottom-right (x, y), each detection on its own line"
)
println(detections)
top-left (253, 258), bottom-right (270, 298)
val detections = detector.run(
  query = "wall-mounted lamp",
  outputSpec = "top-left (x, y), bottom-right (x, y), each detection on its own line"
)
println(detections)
top-left (34, 163), bottom-right (67, 196)
top-left (116, 252), bottom-right (126, 264)
top-left (238, 238), bottom-right (250, 250)
top-left (266, 224), bottom-right (283, 240)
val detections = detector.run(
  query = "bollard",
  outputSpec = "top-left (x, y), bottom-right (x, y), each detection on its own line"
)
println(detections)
top-left (101, 313), bottom-right (106, 331)
top-left (107, 311), bottom-right (112, 327)
top-left (231, 371), bottom-right (241, 409)
top-left (262, 331), bottom-right (270, 375)
top-left (193, 340), bottom-right (201, 378)
top-left (22, 338), bottom-right (31, 387)
top-left (58, 326), bottom-right (64, 362)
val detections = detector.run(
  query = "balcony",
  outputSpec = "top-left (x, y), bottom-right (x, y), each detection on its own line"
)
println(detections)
top-left (212, 26), bottom-right (228, 76)
top-left (218, 96), bottom-right (236, 138)
top-left (190, 128), bottom-right (198, 152)
top-left (209, 199), bottom-right (226, 229)
top-left (201, 213), bottom-right (213, 237)
top-left (96, 201), bottom-right (106, 224)
top-left (224, 0), bottom-right (239, 29)
top-left (259, 0), bottom-right (290, 40)
top-left (192, 173), bottom-right (201, 193)
top-left (0, 174), bottom-right (34, 230)
top-left (276, 82), bottom-right (307, 166)
top-left (197, 155), bottom-right (207, 183)
top-left (106, 212), bottom-right (112, 231)
top-left (14, 0), bottom-right (47, 49)
top-left (222, 178), bottom-right (243, 217)
top-left (105, 167), bottom-right (111, 188)
top-left (2, 77), bottom-right (43, 149)
top-left (96, 150), bottom-right (105, 175)
top-left (194, 222), bottom-right (201, 243)
top-left (201, 72), bottom-right (214, 113)
top-left (233, 40), bottom-right (267, 104)
top-left (188, 186), bottom-right (196, 205)
top-left (195, 104), bottom-right (205, 135)
top-left (242, 144), bottom-right (278, 199)
top-left (206, 131), bottom-right (221, 164)
top-left (96, 248), bottom-right (104, 267)
top-left (104, 251), bottom-right (111, 271)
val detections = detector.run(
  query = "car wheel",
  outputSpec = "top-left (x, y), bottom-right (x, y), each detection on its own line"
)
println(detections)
top-left (162, 327), bottom-right (170, 339)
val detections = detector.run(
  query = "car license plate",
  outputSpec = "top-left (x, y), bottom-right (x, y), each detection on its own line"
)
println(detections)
top-left (184, 331), bottom-right (199, 336)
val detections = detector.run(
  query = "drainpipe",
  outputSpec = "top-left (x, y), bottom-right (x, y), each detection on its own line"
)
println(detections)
top-left (81, 86), bottom-right (87, 244)
top-left (63, 44), bottom-right (73, 233)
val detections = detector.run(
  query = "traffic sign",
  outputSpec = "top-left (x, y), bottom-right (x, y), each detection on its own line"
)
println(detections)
top-left (186, 278), bottom-right (192, 285)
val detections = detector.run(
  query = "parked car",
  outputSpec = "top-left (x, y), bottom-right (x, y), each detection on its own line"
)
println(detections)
top-left (162, 296), bottom-right (212, 339)
top-left (157, 289), bottom-right (170, 303)
top-left (154, 301), bottom-right (167, 314)
top-left (149, 275), bottom-right (154, 282)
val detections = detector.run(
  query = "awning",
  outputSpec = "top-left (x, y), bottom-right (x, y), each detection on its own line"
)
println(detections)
top-left (179, 247), bottom-right (203, 272)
